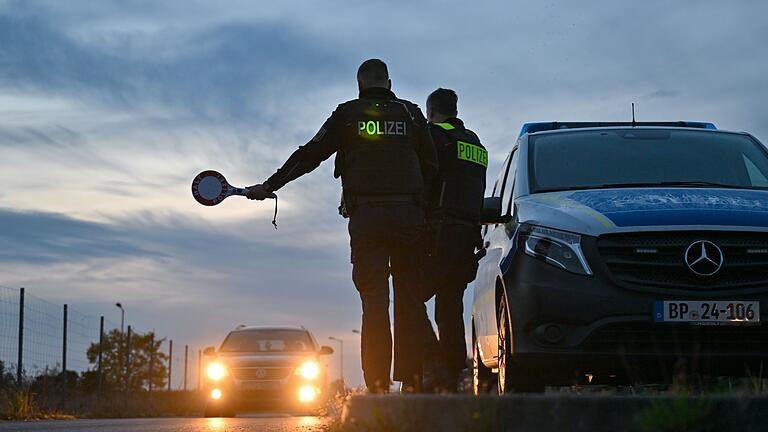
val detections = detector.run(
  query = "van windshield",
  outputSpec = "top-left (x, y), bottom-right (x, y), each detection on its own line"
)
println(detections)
top-left (529, 129), bottom-right (768, 193)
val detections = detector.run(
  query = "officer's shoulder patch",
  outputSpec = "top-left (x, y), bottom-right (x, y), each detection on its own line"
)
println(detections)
top-left (429, 123), bottom-right (451, 134)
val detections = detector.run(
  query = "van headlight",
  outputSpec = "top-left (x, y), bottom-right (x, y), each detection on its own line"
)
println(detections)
top-left (295, 361), bottom-right (320, 380)
top-left (520, 225), bottom-right (592, 275)
top-left (206, 362), bottom-right (228, 381)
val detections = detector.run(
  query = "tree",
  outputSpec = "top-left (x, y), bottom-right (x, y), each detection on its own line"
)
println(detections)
top-left (0, 360), bottom-right (14, 390)
top-left (86, 329), bottom-right (168, 392)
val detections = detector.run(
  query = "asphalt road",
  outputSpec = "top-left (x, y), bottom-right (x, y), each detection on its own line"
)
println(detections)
top-left (0, 414), bottom-right (330, 432)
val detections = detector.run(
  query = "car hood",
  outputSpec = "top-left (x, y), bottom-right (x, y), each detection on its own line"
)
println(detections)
top-left (516, 188), bottom-right (768, 237)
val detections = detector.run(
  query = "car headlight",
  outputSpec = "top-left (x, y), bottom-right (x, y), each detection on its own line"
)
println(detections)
top-left (295, 361), bottom-right (320, 380)
top-left (298, 385), bottom-right (318, 403)
top-left (520, 225), bottom-right (592, 275)
top-left (206, 362), bottom-right (228, 381)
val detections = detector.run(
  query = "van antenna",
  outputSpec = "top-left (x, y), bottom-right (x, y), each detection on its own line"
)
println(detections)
top-left (631, 103), bottom-right (636, 127)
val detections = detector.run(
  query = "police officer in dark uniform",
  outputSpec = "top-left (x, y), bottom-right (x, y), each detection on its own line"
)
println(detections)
top-left (424, 88), bottom-right (487, 391)
top-left (246, 59), bottom-right (438, 392)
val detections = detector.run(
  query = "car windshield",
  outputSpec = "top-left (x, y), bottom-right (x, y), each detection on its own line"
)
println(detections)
top-left (219, 330), bottom-right (315, 353)
top-left (529, 129), bottom-right (768, 193)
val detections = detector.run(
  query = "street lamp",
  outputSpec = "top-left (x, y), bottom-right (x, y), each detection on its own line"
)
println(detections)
top-left (115, 302), bottom-right (125, 333)
top-left (352, 329), bottom-right (360, 334)
top-left (328, 337), bottom-right (344, 385)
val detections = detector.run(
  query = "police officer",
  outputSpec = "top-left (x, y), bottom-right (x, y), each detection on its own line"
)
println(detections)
top-left (246, 59), bottom-right (438, 393)
top-left (424, 88), bottom-right (487, 391)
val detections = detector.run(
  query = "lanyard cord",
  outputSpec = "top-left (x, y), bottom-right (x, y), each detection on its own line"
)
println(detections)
top-left (271, 194), bottom-right (278, 229)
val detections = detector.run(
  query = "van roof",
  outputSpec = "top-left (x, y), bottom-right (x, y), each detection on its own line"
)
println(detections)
top-left (519, 121), bottom-right (716, 137)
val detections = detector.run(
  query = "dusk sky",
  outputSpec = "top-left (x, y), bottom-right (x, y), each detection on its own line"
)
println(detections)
top-left (1, 0), bottom-right (767, 386)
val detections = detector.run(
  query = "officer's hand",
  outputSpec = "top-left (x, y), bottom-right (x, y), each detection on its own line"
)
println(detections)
top-left (246, 183), bottom-right (272, 200)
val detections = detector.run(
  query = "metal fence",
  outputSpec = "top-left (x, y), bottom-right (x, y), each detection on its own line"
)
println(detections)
top-left (0, 286), bottom-right (204, 392)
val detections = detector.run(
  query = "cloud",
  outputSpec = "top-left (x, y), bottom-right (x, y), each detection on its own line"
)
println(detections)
top-left (0, 208), bottom-right (156, 263)
top-left (644, 89), bottom-right (680, 100)
top-left (0, 10), bottom-right (349, 122)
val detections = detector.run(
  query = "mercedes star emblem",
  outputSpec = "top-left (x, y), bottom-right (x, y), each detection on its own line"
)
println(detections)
top-left (254, 368), bottom-right (267, 379)
top-left (684, 240), bottom-right (724, 276)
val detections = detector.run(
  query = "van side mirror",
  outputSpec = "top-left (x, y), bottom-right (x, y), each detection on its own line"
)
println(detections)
top-left (203, 346), bottom-right (216, 356)
top-left (479, 197), bottom-right (511, 225)
top-left (319, 346), bottom-right (334, 356)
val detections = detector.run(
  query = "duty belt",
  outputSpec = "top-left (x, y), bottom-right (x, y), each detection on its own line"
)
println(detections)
top-left (354, 194), bottom-right (420, 205)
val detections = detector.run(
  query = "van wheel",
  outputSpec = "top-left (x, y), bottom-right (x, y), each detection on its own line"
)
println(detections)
top-left (472, 321), bottom-right (495, 395)
top-left (497, 294), bottom-right (544, 394)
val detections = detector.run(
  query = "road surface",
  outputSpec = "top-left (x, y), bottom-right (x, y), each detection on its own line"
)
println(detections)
top-left (0, 414), bottom-right (330, 432)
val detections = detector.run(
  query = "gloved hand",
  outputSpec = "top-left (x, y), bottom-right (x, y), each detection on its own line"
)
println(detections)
top-left (246, 182), bottom-right (273, 200)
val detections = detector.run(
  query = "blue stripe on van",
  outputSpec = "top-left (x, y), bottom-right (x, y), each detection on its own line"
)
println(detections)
top-left (567, 189), bottom-right (768, 228)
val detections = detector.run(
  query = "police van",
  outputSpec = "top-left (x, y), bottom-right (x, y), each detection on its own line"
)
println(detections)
top-left (471, 121), bottom-right (768, 393)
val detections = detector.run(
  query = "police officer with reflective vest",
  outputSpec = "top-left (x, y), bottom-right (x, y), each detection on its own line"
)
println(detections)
top-left (246, 59), bottom-right (438, 392)
top-left (424, 88), bottom-right (487, 390)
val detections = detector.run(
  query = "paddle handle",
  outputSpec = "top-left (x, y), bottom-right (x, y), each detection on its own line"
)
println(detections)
top-left (235, 187), bottom-right (277, 199)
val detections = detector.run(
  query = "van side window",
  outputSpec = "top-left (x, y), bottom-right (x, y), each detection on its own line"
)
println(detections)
top-left (491, 180), bottom-right (500, 198)
top-left (496, 153), bottom-right (512, 199)
top-left (483, 153), bottom-right (512, 236)
top-left (491, 150), bottom-right (515, 227)
top-left (502, 149), bottom-right (519, 216)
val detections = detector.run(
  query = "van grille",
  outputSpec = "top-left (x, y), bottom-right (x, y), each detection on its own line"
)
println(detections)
top-left (597, 231), bottom-right (768, 290)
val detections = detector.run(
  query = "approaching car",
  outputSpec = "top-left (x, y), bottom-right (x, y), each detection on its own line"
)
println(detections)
top-left (472, 122), bottom-right (768, 394)
top-left (202, 326), bottom-right (334, 416)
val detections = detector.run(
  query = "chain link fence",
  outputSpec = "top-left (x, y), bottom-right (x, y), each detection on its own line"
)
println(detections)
top-left (0, 286), bottom-right (204, 395)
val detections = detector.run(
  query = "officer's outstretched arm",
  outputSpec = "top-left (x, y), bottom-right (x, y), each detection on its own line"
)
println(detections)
top-left (262, 108), bottom-right (344, 192)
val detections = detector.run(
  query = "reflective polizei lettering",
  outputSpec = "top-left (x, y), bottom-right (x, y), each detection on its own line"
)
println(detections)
top-left (357, 120), bottom-right (407, 136)
top-left (367, 121), bottom-right (378, 135)
top-left (457, 141), bottom-right (488, 167)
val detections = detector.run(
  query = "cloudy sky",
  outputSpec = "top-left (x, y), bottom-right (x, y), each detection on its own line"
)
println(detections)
top-left (1, 0), bottom-right (767, 386)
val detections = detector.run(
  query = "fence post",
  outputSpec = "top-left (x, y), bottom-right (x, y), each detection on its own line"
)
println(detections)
top-left (124, 325), bottom-right (131, 409)
top-left (148, 332), bottom-right (154, 392)
top-left (168, 339), bottom-right (173, 392)
top-left (16, 287), bottom-right (24, 386)
top-left (184, 345), bottom-right (188, 391)
top-left (62, 304), bottom-right (68, 407)
top-left (197, 349), bottom-right (202, 391)
top-left (97, 316), bottom-right (104, 404)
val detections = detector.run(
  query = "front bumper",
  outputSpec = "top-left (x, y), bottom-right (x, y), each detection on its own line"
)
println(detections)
top-left (504, 250), bottom-right (768, 379)
top-left (205, 377), bottom-right (326, 409)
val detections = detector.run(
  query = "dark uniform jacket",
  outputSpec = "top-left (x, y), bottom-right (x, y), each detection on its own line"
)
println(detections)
top-left (428, 117), bottom-right (487, 224)
top-left (266, 87), bottom-right (438, 205)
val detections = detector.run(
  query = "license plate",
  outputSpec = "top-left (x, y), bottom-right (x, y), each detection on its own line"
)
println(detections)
top-left (243, 381), bottom-right (280, 390)
top-left (654, 301), bottom-right (760, 324)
